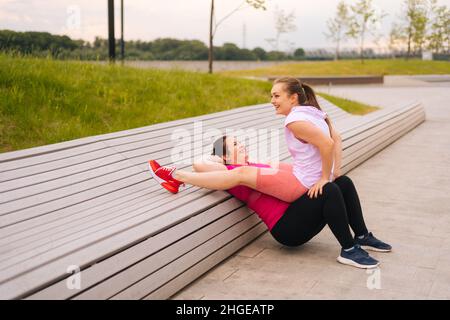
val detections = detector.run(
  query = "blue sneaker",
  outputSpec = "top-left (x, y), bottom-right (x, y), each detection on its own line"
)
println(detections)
top-left (355, 232), bottom-right (392, 252)
top-left (337, 244), bottom-right (380, 269)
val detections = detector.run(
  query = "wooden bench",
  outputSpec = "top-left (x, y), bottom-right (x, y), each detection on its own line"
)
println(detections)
top-left (0, 97), bottom-right (425, 299)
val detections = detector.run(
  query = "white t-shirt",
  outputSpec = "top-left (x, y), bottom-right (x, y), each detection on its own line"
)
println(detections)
top-left (284, 105), bottom-right (334, 188)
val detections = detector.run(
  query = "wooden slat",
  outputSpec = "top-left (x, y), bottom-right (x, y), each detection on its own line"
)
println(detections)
top-left (342, 118), bottom-right (424, 175)
top-left (0, 183), bottom-right (210, 268)
top-left (341, 113), bottom-right (425, 174)
top-left (74, 206), bottom-right (257, 299)
top-left (0, 190), bottom-right (235, 298)
top-left (0, 164), bottom-right (143, 216)
top-left (110, 215), bottom-right (263, 300)
top-left (144, 223), bottom-right (267, 300)
top-left (25, 197), bottom-right (248, 299)
top-left (341, 102), bottom-right (421, 138)
top-left (342, 105), bottom-right (424, 151)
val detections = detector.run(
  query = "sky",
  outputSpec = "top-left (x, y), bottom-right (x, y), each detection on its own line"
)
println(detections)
top-left (1, 0), bottom-right (449, 51)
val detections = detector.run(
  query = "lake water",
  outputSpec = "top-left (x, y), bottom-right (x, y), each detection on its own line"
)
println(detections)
top-left (103, 60), bottom-right (291, 72)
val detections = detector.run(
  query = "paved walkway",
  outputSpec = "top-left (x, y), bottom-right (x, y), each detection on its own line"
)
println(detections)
top-left (172, 77), bottom-right (450, 300)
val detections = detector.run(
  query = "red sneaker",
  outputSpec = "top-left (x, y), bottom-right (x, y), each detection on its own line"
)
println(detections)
top-left (148, 160), bottom-right (184, 194)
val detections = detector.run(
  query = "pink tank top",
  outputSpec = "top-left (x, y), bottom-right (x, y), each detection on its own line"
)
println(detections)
top-left (225, 163), bottom-right (289, 231)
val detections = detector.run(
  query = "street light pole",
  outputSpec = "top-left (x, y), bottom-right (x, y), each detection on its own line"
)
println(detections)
top-left (208, 0), bottom-right (214, 74)
top-left (108, 0), bottom-right (115, 62)
top-left (121, 0), bottom-right (124, 62)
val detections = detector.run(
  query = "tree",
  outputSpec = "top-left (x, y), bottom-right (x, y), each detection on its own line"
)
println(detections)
top-left (395, 0), bottom-right (429, 58)
top-left (252, 47), bottom-right (267, 60)
top-left (427, 0), bottom-right (450, 54)
top-left (389, 23), bottom-right (407, 56)
top-left (265, 6), bottom-right (297, 52)
top-left (325, 1), bottom-right (350, 60)
top-left (411, 1), bottom-right (429, 55)
top-left (266, 50), bottom-right (287, 60)
top-left (293, 48), bottom-right (305, 60)
top-left (208, 0), bottom-right (266, 73)
top-left (347, 0), bottom-right (386, 63)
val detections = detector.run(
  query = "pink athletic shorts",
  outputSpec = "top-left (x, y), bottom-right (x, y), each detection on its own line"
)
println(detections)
top-left (256, 162), bottom-right (308, 203)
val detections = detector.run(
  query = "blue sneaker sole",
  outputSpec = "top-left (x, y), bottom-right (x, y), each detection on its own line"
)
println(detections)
top-left (337, 256), bottom-right (380, 269)
top-left (361, 245), bottom-right (392, 253)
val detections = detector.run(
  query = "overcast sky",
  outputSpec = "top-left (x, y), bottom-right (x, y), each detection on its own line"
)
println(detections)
top-left (1, 0), bottom-right (449, 51)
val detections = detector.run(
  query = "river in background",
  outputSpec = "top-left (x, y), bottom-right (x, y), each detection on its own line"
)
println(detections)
top-left (97, 60), bottom-right (292, 72)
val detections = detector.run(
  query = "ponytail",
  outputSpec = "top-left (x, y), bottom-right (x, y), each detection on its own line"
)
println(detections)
top-left (302, 83), bottom-right (332, 135)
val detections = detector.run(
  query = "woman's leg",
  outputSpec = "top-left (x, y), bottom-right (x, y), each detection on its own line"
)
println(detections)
top-left (174, 166), bottom-right (258, 190)
top-left (269, 192), bottom-right (326, 247)
top-left (175, 164), bottom-right (305, 202)
top-left (333, 175), bottom-right (369, 238)
top-left (333, 175), bottom-right (392, 252)
top-left (270, 182), bottom-right (355, 249)
top-left (320, 183), bottom-right (356, 249)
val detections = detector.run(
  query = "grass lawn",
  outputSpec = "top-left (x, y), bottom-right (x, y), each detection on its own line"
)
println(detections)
top-left (0, 54), bottom-right (378, 153)
top-left (317, 92), bottom-right (379, 115)
top-left (220, 59), bottom-right (450, 78)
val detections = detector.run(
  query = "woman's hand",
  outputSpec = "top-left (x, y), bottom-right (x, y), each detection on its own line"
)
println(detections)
top-left (307, 177), bottom-right (330, 199)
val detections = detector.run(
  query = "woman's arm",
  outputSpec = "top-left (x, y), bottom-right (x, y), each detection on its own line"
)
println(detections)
top-left (330, 124), bottom-right (342, 179)
top-left (192, 155), bottom-right (227, 172)
top-left (287, 121), bottom-right (334, 198)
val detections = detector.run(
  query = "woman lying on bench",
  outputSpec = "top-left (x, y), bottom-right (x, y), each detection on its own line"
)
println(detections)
top-left (149, 77), bottom-right (391, 269)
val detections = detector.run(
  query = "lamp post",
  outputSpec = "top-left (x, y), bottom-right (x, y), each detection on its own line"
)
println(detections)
top-left (120, 0), bottom-right (124, 62)
top-left (208, 0), bottom-right (214, 74)
top-left (108, 0), bottom-right (115, 62)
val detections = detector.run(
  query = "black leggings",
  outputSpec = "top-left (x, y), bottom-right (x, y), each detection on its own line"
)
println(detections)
top-left (270, 175), bottom-right (369, 249)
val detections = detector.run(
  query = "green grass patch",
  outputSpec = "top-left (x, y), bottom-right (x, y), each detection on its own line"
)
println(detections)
top-left (0, 54), bottom-right (276, 153)
top-left (0, 54), bottom-right (379, 153)
top-left (221, 59), bottom-right (450, 78)
top-left (318, 92), bottom-right (379, 115)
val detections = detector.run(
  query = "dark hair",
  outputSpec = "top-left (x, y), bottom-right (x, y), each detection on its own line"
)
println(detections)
top-left (274, 77), bottom-right (332, 134)
top-left (212, 135), bottom-right (229, 163)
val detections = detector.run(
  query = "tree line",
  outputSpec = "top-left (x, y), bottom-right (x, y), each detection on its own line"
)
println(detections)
top-left (326, 0), bottom-right (449, 61)
top-left (0, 30), bottom-right (307, 61)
